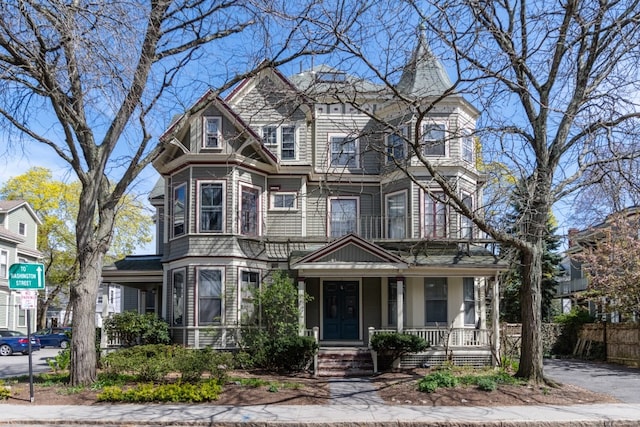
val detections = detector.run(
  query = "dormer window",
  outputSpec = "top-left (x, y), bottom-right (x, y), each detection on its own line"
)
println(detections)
top-left (422, 123), bottom-right (446, 156)
top-left (315, 71), bottom-right (346, 83)
top-left (203, 117), bottom-right (222, 148)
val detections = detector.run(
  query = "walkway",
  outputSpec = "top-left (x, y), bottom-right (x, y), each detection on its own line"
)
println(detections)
top-left (328, 377), bottom-right (385, 405)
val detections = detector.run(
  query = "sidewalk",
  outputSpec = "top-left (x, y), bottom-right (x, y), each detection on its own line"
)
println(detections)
top-left (1, 402), bottom-right (640, 426)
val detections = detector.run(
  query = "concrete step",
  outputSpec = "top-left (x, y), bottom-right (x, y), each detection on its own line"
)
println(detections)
top-left (317, 348), bottom-right (374, 377)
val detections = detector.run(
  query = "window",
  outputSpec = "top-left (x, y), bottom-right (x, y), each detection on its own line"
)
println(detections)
top-left (462, 130), bottom-right (474, 163)
top-left (18, 303), bottom-right (26, 328)
top-left (424, 192), bottom-right (447, 238)
top-left (1, 250), bottom-right (8, 279)
top-left (203, 117), bottom-right (222, 148)
top-left (425, 278), bottom-right (447, 325)
top-left (461, 193), bottom-right (473, 239)
top-left (18, 223), bottom-right (26, 236)
top-left (386, 192), bottom-right (406, 239)
top-left (330, 135), bottom-right (358, 168)
top-left (200, 182), bottom-right (224, 233)
top-left (240, 186), bottom-right (260, 236)
top-left (463, 278), bottom-right (476, 325)
top-left (329, 198), bottom-right (358, 237)
top-left (172, 269), bottom-right (185, 326)
top-left (316, 71), bottom-right (346, 83)
top-left (388, 278), bottom-right (407, 326)
top-left (172, 184), bottom-right (186, 237)
top-left (422, 123), bottom-right (446, 156)
top-left (262, 126), bottom-right (277, 149)
top-left (281, 126), bottom-right (296, 159)
top-left (272, 192), bottom-right (296, 209)
top-left (386, 127), bottom-right (407, 163)
top-left (240, 271), bottom-right (260, 325)
top-left (198, 269), bottom-right (222, 325)
top-left (262, 125), bottom-right (296, 160)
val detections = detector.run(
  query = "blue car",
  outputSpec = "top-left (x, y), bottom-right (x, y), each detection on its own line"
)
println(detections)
top-left (0, 330), bottom-right (41, 356)
top-left (34, 327), bottom-right (71, 348)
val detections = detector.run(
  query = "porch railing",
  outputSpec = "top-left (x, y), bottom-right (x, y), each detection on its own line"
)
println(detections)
top-left (368, 327), bottom-right (490, 348)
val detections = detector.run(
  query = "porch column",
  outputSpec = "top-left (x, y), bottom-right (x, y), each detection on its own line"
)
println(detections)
top-left (492, 274), bottom-right (501, 366)
top-left (396, 277), bottom-right (404, 333)
top-left (298, 277), bottom-right (306, 336)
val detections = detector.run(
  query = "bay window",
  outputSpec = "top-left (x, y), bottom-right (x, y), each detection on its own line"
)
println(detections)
top-left (198, 268), bottom-right (222, 325)
top-left (172, 184), bottom-right (186, 237)
top-left (200, 182), bottom-right (224, 233)
top-left (422, 123), bottom-right (446, 156)
top-left (240, 185), bottom-right (260, 235)
top-left (424, 192), bottom-right (447, 238)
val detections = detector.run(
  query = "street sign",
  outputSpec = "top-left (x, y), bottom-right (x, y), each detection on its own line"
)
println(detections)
top-left (8, 263), bottom-right (45, 290)
top-left (20, 290), bottom-right (38, 309)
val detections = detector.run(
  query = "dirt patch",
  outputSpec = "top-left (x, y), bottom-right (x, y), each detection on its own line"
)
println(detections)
top-left (1, 368), bottom-right (618, 407)
top-left (372, 368), bottom-right (620, 406)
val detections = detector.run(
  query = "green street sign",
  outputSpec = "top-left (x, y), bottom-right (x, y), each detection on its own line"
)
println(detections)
top-left (8, 263), bottom-right (45, 290)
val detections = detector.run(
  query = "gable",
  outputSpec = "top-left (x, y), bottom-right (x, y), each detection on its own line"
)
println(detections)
top-left (316, 244), bottom-right (392, 263)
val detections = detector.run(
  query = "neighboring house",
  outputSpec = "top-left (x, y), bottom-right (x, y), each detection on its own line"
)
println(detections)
top-left (0, 200), bottom-right (43, 334)
top-left (103, 31), bottom-right (508, 367)
top-left (563, 207), bottom-right (640, 322)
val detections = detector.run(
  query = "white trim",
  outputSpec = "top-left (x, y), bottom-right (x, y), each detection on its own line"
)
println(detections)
top-left (327, 196), bottom-right (360, 237)
top-left (261, 124), bottom-right (299, 161)
top-left (171, 182), bottom-right (187, 239)
top-left (461, 128), bottom-right (474, 163)
top-left (385, 126), bottom-right (408, 164)
top-left (195, 266), bottom-right (225, 326)
top-left (238, 268), bottom-right (261, 325)
top-left (238, 182), bottom-right (262, 236)
top-left (170, 268), bottom-right (186, 327)
top-left (202, 116), bottom-right (222, 149)
top-left (197, 179), bottom-right (226, 234)
top-left (420, 120), bottom-right (448, 157)
top-left (385, 190), bottom-right (408, 239)
top-left (270, 191), bottom-right (298, 210)
top-left (328, 133), bottom-right (360, 169)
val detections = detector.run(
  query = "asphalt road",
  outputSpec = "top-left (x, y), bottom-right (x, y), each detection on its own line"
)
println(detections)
top-left (544, 357), bottom-right (640, 403)
top-left (0, 348), bottom-right (62, 378)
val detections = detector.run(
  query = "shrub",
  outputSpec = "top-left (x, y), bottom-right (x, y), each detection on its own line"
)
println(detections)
top-left (97, 380), bottom-right (222, 403)
top-left (476, 377), bottom-right (497, 391)
top-left (0, 380), bottom-right (10, 400)
top-left (47, 348), bottom-right (71, 372)
top-left (552, 307), bottom-right (594, 355)
top-left (417, 370), bottom-right (459, 393)
top-left (266, 335), bottom-right (318, 372)
top-left (370, 333), bottom-right (429, 371)
top-left (101, 344), bottom-right (175, 382)
top-left (103, 311), bottom-right (171, 347)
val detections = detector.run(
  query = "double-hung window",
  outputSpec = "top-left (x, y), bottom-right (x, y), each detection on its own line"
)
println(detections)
top-left (461, 193), bottom-right (473, 239)
top-left (386, 192), bottom-right (406, 239)
top-left (424, 192), bottom-right (447, 238)
top-left (198, 268), bottom-right (222, 325)
top-left (425, 278), bottom-right (447, 325)
top-left (240, 185), bottom-right (260, 236)
top-left (18, 223), bottom-right (26, 236)
top-left (200, 182), bottom-right (224, 233)
top-left (462, 130), bottom-right (474, 163)
top-left (203, 117), bottom-right (222, 148)
top-left (329, 198), bottom-right (358, 237)
top-left (262, 125), bottom-right (296, 160)
top-left (386, 127), bottom-right (407, 163)
top-left (330, 135), bottom-right (358, 168)
top-left (240, 271), bottom-right (260, 325)
top-left (463, 278), bottom-right (476, 325)
top-left (171, 269), bottom-right (185, 326)
top-left (172, 184), bottom-right (186, 237)
top-left (0, 250), bottom-right (7, 279)
top-left (422, 123), bottom-right (446, 156)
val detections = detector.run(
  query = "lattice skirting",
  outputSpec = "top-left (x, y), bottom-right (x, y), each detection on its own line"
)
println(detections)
top-left (400, 348), bottom-right (493, 368)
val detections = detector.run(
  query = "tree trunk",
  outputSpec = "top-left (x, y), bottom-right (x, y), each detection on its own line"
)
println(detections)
top-left (37, 298), bottom-right (48, 330)
top-left (69, 249), bottom-right (104, 386)
top-left (516, 244), bottom-right (545, 383)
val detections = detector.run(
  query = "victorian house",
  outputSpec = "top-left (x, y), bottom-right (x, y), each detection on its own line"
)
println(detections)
top-left (103, 33), bottom-right (507, 369)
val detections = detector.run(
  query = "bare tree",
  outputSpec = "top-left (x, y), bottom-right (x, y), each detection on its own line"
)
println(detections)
top-left (0, 0), bottom-right (342, 386)
top-left (304, 1), bottom-right (640, 383)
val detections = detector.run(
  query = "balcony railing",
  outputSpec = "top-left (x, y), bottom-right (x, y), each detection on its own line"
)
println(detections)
top-left (263, 212), bottom-right (477, 241)
top-left (368, 326), bottom-right (490, 348)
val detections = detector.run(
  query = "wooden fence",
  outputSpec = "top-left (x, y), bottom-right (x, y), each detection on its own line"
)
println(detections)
top-left (578, 323), bottom-right (640, 368)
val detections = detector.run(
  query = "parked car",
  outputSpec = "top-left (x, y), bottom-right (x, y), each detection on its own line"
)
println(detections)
top-left (0, 330), bottom-right (41, 356)
top-left (33, 327), bottom-right (71, 348)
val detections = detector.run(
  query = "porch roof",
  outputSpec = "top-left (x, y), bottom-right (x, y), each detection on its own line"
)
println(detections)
top-left (291, 236), bottom-right (507, 277)
top-left (101, 254), bottom-right (163, 287)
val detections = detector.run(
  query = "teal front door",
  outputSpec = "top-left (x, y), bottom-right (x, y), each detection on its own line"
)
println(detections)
top-left (323, 281), bottom-right (359, 340)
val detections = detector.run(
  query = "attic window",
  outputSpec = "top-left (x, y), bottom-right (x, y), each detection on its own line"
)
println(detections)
top-left (315, 71), bottom-right (346, 83)
top-left (203, 116), bottom-right (222, 148)
top-left (19, 222), bottom-right (26, 235)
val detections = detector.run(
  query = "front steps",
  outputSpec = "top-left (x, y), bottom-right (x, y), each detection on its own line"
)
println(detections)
top-left (317, 347), bottom-right (374, 377)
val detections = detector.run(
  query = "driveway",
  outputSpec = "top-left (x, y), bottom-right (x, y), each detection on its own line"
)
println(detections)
top-left (544, 358), bottom-right (640, 403)
top-left (0, 348), bottom-right (62, 378)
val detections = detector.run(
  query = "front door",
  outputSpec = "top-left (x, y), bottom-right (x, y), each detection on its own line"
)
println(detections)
top-left (323, 281), bottom-right (359, 340)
